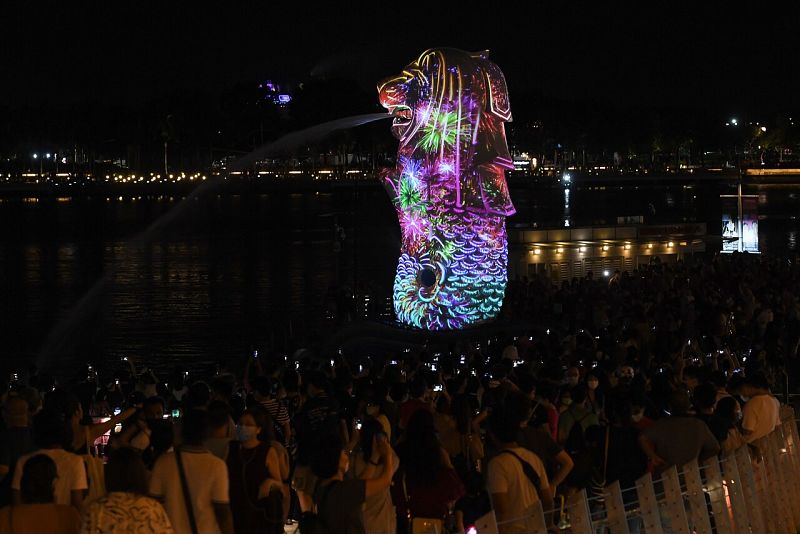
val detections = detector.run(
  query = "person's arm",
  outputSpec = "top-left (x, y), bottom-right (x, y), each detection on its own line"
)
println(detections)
top-left (259, 447), bottom-right (284, 496)
top-left (88, 407), bottom-right (137, 441)
top-left (537, 484), bottom-right (556, 528)
top-left (639, 434), bottom-right (665, 468)
top-left (211, 458), bottom-right (233, 534)
top-left (364, 439), bottom-right (395, 498)
top-left (550, 450), bottom-right (574, 489)
top-left (699, 425), bottom-right (721, 460)
top-left (213, 503), bottom-right (235, 534)
top-left (70, 489), bottom-right (84, 510)
top-left (0, 465), bottom-right (8, 480)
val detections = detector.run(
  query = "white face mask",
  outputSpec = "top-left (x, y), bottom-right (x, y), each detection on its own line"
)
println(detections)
top-left (631, 412), bottom-right (644, 423)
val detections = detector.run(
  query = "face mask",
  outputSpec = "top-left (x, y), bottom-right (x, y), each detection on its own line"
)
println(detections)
top-left (366, 406), bottom-right (379, 417)
top-left (631, 412), bottom-right (644, 423)
top-left (561, 398), bottom-right (573, 407)
top-left (587, 380), bottom-right (599, 390)
top-left (236, 425), bottom-right (259, 442)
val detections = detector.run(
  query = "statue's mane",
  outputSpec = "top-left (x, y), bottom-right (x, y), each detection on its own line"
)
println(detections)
top-left (390, 48), bottom-right (515, 216)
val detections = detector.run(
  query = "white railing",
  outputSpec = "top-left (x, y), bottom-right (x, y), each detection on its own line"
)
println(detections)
top-left (478, 408), bottom-right (800, 533)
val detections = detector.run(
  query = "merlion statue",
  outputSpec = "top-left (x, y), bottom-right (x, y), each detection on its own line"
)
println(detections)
top-left (378, 48), bottom-right (515, 330)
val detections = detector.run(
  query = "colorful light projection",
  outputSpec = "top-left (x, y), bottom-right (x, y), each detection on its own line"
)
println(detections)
top-left (378, 48), bottom-right (515, 330)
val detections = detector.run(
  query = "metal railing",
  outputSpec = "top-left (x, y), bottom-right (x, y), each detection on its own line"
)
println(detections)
top-left (480, 407), bottom-right (800, 533)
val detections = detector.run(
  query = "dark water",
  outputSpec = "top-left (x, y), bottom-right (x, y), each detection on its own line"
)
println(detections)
top-left (1, 180), bottom-right (798, 375)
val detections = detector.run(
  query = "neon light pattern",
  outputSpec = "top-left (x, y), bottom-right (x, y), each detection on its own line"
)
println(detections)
top-left (378, 48), bottom-right (515, 330)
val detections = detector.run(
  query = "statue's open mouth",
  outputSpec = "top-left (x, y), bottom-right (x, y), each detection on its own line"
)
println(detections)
top-left (387, 105), bottom-right (413, 126)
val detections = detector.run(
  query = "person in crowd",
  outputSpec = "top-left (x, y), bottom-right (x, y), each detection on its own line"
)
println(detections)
top-left (692, 382), bottom-right (730, 445)
top-left (436, 394), bottom-right (485, 481)
top-left (149, 409), bottom-right (234, 534)
top-left (557, 386), bottom-right (599, 452)
top-left (12, 409), bottom-right (87, 509)
top-left (349, 419), bottom-right (399, 534)
top-left (714, 396), bottom-right (746, 455)
top-left (292, 370), bottom-right (343, 512)
top-left (45, 389), bottom-right (136, 453)
top-left (639, 390), bottom-right (720, 471)
top-left (363, 390), bottom-right (392, 442)
top-left (514, 394), bottom-right (574, 492)
top-left (487, 406), bottom-right (554, 534)
top-left (398, 376), bottom-right (431, 431)
top-left (393, 410), bottom-right (464, 530)
top-left (0, 396), bottom-right (35, 507)
top-left (740, 372), bottom-right (781, 443)
top-left (81, 447), bottom-right (173, 533)
top-left (227, 407), bottom-right (284, 534)
top-left (113, 396), bottom-right (166, 452)
top-left (0, 454), bottom-right (81, 534)
top-left (251, 377), bottom-right (291, 448)
top-left (584, 371), bottom-right (605, 420)
top-left (206, 400), bottom-right (235, 461)
top-left (310, 430), bottom-right (396, 534)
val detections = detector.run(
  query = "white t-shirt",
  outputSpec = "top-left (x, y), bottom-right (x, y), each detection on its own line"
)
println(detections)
top-left (11, 448), bottom-right (88, 505)
top-left (149, 449), bottom-right (229, 534)
top-left (487, 447), bottom-right (549, 534)
top-left (742, 394), bottom-right (781, 443)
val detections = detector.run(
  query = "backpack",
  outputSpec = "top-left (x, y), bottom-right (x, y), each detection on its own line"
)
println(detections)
top-left (564, 409), bottom-right (591, 455)
top-left (298, 480), bottom-right (338, 534)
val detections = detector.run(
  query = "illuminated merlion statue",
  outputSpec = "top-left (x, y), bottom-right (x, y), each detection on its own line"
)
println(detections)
top-left (378, 48), bottom-right (515, 330)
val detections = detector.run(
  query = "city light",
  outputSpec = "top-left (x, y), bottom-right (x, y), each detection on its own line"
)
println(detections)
top-left (603, 270), bottom-right (610, 277)
top-left (46, 153), bottom-right (51, 158)
top-left (556, 247), bottom-right (564, 254)
top-left (668, 241), bottom-right (674, 248)
top-left (579, 246), bottom-right (586, 253)
top-left (624, 243), bottom-right (631, 250)
top-left (761, 126), bottom-right (767, 132)
top-left (647, 243), bottom-right (653, 249)
top-left (32, 154), bottom-right (38, 159)
top-left (378, 48), bottom-right (514, 330)
top-left (730, 118), bottom-right (738, 126)
top-left (563, 173), bottom-right (571, 183)
top-left (602, 245), bottom-right (609, 251)
top-left (533, 248), bottom-right (541, 255)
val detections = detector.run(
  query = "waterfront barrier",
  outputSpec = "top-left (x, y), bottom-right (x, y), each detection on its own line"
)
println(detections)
top-left (476, 408), bottom-right (800, 533)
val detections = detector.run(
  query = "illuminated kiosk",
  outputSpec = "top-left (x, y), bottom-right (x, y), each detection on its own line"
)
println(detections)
top-left (378, 48), bottom-right (514, 330)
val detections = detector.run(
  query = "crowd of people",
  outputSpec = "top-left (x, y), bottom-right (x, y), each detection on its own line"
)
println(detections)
top-left (0, 252), bottom-right (797, 534)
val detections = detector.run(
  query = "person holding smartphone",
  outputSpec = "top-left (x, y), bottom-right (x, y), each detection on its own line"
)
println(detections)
top-left (348, 419), bottom-right (399, 534)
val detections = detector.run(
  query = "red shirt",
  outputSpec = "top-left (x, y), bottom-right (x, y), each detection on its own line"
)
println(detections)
top-left (393, 468), bottom-right (465, 521)
top-left (399, 399), bottom-right (431, 430)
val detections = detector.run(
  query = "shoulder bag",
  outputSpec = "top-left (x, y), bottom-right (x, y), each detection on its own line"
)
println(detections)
top-left (175, 449), bottom-right (200, 534)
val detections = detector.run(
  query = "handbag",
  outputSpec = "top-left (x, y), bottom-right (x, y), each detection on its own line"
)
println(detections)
top-left (176, 449), bottom-right (200, 534)
top-left (82, 426), bottom-right (106, 502)
top-left (402, 474), bottom-right (445, 534)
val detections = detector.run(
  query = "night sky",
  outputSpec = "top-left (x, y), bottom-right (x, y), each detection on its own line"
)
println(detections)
top-left (2, 3), bottom-right (799, 113)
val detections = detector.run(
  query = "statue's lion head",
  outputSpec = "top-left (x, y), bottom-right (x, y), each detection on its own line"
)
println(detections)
top-left (378, 48), bottom-right (515, 216)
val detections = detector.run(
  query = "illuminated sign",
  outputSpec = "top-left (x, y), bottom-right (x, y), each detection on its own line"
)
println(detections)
top-left (378, 48), bottom-right (514, 329)
top-left (721, 195), bottom-right (759, 253)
